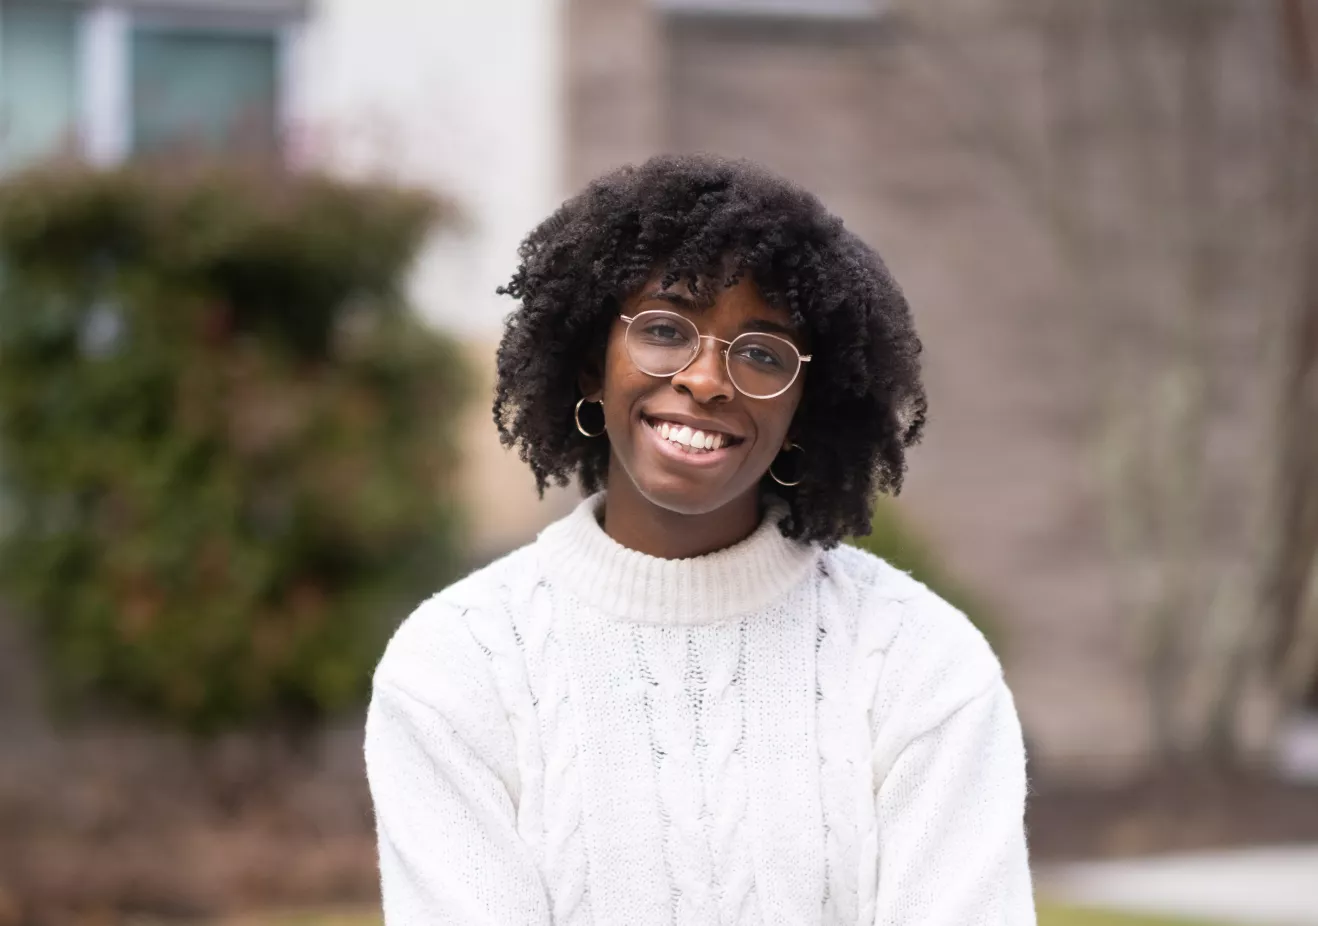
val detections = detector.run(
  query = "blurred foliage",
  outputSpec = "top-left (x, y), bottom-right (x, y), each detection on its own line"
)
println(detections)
top-left (848, 498), bottom-right (998, 648)
top-left (0, 163), bottom-right (468, 734)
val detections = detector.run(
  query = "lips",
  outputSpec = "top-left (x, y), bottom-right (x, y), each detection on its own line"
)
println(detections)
top-left (643, 415), bottom-right (743, 453)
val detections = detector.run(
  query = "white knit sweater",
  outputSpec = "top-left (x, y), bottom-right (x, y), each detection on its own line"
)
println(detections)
top-left (365, 493), bottom-right (1036, 926)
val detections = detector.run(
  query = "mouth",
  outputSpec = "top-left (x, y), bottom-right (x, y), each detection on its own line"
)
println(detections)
top-left (642, 414), bottom-right (744, 456)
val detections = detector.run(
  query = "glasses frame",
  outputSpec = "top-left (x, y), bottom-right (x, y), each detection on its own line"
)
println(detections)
top-left (619, 309), bottom-right (812, 400)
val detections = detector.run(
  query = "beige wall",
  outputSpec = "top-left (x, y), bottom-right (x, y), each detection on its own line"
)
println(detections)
top-left (561, 2), bottom-right (1146, 776)
top-left (564, 0), bottom-right (664, 189)
top-left (295, 0), bottom-right (565, 339)
top-left (455, 340), bottom-right (579, 564)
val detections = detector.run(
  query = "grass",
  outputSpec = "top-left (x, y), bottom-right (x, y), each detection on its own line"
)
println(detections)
top-left (214, 903), bottom-right (1242, 926)
top-left (1037, 902), bottom-right (1243, 926)
top-left (213, 915), bottom-right (379, 926)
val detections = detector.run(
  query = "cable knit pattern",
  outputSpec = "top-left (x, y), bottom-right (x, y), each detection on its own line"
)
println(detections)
top-left (647, 630), bottom-right (719, 926)
top-left (815, 572), bottom-right (859, 926)
top-left (522, 578), bottom-right (592, 926)
top-left (365, 493), bottom-right (1036, 926)
top-left (698, 624), bottom-right (758, 926)
top-left (852, 596), bottom-right (897, 926)
top-left (463, 581), bottom-right (548, 857)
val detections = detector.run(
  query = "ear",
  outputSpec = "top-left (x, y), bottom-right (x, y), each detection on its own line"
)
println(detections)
top-left (577, 362), bottom-right (603, 403)
top-left (781, 424), bottom-right (797, 452)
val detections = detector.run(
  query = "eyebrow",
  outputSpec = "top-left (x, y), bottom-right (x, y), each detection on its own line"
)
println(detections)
top-left (640, 290), bottom-right (801, 340)
top-left (642, 290), bottom-right (705, 311)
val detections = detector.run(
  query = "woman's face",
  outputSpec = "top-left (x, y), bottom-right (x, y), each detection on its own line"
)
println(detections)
top-left (586, 274), bottom-right (807, 518)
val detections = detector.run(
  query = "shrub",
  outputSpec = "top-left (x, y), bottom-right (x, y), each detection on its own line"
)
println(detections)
top-left (0, 163), bottom-right (468, 733)
top-left (848, 499), bottom-right (999, 647)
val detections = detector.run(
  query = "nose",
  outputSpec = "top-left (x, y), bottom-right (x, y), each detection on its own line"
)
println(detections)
top-left (670, 335), bottom-right (734, 404)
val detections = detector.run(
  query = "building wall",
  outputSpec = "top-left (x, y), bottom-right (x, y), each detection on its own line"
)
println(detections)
top-left (562, 0), bottom-right (1188, 775)
top-left (564, 0), bottom-right (664, 189)
top-left (292, 0), bottom-right (565, 340)
top-left (293, 0), bottom-right (578, 555)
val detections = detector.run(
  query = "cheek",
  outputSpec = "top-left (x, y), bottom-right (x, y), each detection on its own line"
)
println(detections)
top-left (600, 344), bottom-right (651, 423)
top-left (760, 389), bottom-right (804, 452)
top-left (595, 335), bottom-right (627, 400)
top-left (604, 331), bottom-right (639, 385)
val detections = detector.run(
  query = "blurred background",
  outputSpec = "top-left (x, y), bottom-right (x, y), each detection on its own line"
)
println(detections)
top-left (0, 0), bottom-right (1316, 924)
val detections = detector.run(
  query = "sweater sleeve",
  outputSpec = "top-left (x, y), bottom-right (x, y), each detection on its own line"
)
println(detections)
top-left (872, 676), bottom-right (1036, 925)
top-left (364, 600), bottom-right (552, 926)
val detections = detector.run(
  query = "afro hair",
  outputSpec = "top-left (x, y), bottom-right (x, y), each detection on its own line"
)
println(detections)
top-left (494, 153), bottom-right (926, 548)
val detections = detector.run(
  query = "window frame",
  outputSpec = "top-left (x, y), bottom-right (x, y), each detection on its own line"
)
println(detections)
top-left (652, 0), bottom-right (887, 22)
top-left (0, 0), bottom-right (304, 170)
top-left (0, 1), bottom-right (84, 169)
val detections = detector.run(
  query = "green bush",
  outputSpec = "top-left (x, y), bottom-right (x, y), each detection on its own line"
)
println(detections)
top-left (848, 499), bottom-right (998, 647)
top-left (0, 163), bottom-right (468, 733)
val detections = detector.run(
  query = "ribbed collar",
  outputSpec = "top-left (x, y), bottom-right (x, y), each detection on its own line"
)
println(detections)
top-left (535, 492), bottom-right (820, 625)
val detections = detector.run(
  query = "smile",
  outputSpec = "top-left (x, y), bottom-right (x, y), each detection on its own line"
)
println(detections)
top-left (643, 415), bottom-right (743, 455)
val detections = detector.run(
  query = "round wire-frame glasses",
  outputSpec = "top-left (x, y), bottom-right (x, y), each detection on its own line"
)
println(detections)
top-left (619, 309), bottom-right (811, 400)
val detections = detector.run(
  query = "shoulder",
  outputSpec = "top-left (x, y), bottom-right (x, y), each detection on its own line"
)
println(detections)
top-left (367, 548), bottom-right (541, 794)
top-left (818, 543), bottom-right (997, 675)
top-left (372, 545), bottom-right (537, 708)
top-left (819, 543), bottom-right (1002, 733)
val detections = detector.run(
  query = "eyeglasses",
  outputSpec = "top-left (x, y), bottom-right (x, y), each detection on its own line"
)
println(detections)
top-left (618, 309), bottom-right (811, 400)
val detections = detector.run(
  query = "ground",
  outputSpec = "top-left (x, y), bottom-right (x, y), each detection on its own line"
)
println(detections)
top-left (1027, 765), bottom-right (1318, 861)
top-left (209, 906), bottom-right (1240, 926)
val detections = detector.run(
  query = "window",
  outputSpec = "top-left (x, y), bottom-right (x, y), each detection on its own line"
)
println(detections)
top-left (131, 26), bottom-right (278, 156)
top-left (0, 2), bottom-right (81, 170)
top-left (0, 1), bottom-right (301, 173)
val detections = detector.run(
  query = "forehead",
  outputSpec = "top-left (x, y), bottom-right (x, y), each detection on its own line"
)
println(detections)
top-left (633, 270), bottom-right (793, 323)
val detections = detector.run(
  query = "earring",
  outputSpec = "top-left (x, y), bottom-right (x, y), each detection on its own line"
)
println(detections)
top-left (574, 396), bottom-right (606, 438)
top-left (769, 441), bottom-right (805, 487)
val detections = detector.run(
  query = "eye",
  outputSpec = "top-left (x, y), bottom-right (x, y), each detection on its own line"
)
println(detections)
top-left (735, 340), bottom-right (787, 369)
top-left (638, 321), bottom-right (690, 344)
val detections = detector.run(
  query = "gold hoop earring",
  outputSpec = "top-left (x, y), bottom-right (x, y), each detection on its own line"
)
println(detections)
top-left (574, 397), bottom-right (606, 438)
top-left (769, 441), bottom-right (805, 487)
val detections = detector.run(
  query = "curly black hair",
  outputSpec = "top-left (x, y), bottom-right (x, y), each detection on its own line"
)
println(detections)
top-left (494, 153), bottom-right (926, 548)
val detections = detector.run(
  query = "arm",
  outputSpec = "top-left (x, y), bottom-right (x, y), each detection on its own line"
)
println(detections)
top-left (364, 607), bottom-right (552, 925)
top-left (872, 677), bottom-right (1036, 926)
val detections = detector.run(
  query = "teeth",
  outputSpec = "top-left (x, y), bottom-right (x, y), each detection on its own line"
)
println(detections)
top-left (650, 417), bottom-right (732, 452)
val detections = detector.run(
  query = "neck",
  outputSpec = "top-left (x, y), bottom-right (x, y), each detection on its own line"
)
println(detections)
top-left (602, 464), bottom-right (761, 560)
top-left (536, 491), bottom-right (817, 625)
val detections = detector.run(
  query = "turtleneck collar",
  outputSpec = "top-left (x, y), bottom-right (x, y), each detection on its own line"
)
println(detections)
top-left (535, 492), bottom-right (820, 626)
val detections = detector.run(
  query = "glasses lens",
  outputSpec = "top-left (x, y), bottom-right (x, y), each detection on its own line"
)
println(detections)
top-left (727, 333), bottom-right (801, 398)
top-left (626, 311), bottom-right (699, 376)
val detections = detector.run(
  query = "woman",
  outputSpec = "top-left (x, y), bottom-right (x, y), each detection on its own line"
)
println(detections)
top-left (365, 154), bottom-right (1035, 925)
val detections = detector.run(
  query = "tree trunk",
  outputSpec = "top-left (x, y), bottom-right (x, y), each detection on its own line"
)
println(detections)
top-left (1269, 0), bottom-right (1318, 713)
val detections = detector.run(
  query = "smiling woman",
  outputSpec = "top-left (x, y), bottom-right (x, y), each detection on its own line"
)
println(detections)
top-left (490, 155), bottom-right (927, 552)
top-left (364, 154), bottom-right (1036, 926)
top-left (590, 274), bottom-right (813, 554)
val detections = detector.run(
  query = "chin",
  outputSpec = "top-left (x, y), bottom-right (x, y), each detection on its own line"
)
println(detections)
top-left (638, 485), bottom-right (729, 517)
top-left (627, 465), bottom-right (760, 519)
